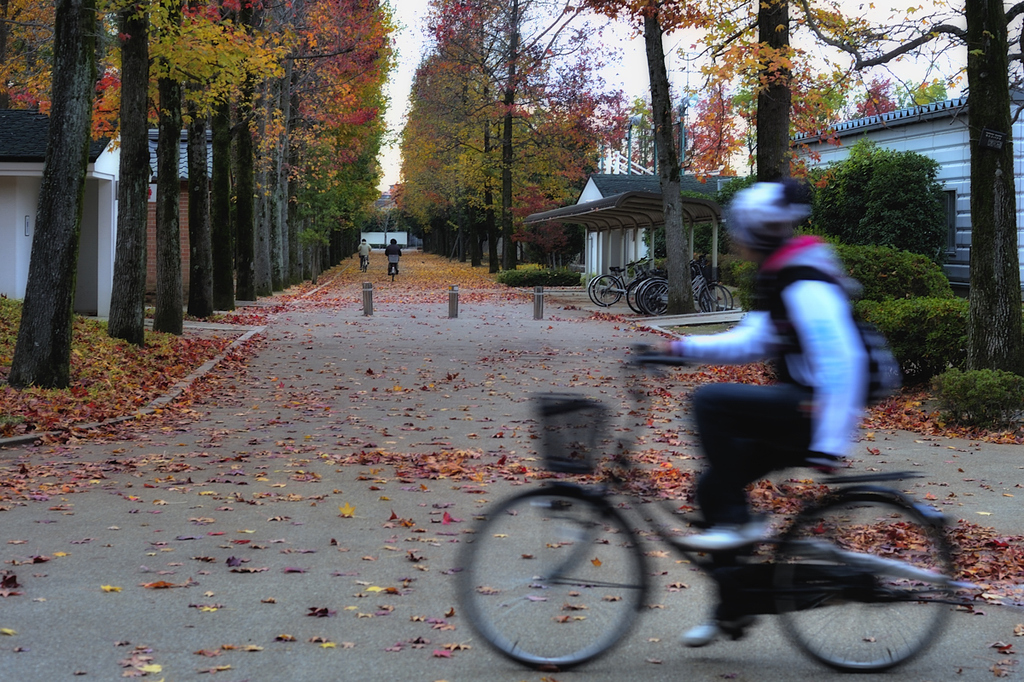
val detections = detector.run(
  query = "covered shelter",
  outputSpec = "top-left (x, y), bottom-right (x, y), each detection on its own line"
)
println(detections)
top-left (524, 182), bottom-right (723, 279)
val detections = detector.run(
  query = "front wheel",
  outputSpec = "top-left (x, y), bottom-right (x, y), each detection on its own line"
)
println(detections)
top-left (775, 490), bottom-right (954, 672)
top-left (458, 487), bottom-right (648, 669)
top-left (589, 275), bottom-right (623, 307)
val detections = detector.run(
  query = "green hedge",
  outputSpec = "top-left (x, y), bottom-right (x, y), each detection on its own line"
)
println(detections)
top-left (724, 244), bottom-right (953, 311)
top-left (496, 268), bottom-right (582, 288)
top-left (835, 244), bottom-right (953, 301)
top-left (856, 297), bottom-right (968, 383)
top-left (932, 368), bottom-right (1024, 427)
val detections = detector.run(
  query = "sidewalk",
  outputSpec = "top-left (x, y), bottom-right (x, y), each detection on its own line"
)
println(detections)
top-left (1, 267), bottom-right (1021, 681)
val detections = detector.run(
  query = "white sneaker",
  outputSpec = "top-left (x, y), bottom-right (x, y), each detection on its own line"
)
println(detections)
top-left (680, 517), bottom-right (770, 551)
top-left (681, 616), bottom-right (756, 648)
top-left (681, 621), bottom-right (722, 647)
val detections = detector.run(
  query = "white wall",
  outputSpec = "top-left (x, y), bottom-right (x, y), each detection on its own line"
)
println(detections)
top-left (800, 110), bottom-right (1024, 289)
top-left (0, 174), bottom-right (41, 301)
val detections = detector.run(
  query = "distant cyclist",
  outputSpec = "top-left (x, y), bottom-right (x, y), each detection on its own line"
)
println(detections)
top-left (649, 180), bottom-right (869, 647)
top-left (357, 239), bottom-right (371, 272)
top-left (384, 239), bottom-right (402, 278)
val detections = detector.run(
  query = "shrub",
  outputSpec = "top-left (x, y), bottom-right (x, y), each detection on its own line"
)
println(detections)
top-left (855, 297), bottom-right (967, 383)
top-left (496, 268), bottom-right (581, 288)
top-left (719, 259), bottom-right (757, 310)
top-left (932, 368), bottom-right (1024, 427)
top-left (836, 244), bottom-right (954, 302)
top-left (810, 139), bottom-right (946, 261)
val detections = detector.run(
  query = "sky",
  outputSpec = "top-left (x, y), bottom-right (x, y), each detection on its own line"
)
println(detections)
top-left (377, 1), bottom-right (965, 193)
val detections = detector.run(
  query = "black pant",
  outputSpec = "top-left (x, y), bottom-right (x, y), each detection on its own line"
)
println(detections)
top-left (692, 382), bottom-right (813, 526)
top-left (691, 382), bottom-right (815, 620)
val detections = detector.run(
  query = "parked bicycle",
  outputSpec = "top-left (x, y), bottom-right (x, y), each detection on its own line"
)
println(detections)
top-left (691, 255), bottom-right (734, 313)
top-left (587, 258), bottom-right (655, 307)
top-left (458, 355), bottom-right (963, 672)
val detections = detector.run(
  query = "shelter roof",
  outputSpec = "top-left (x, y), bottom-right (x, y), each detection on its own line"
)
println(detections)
top-left (524, 190), bottom-right (721, 231)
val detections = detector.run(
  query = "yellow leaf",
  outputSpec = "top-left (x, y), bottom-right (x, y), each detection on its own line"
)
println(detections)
top-left (1, 628), bottom-right (16, 636)
top-left (366, 586), bottom-right (384, 593)
top-left (101, 585), bottom-right (122, 592)
top-left (53, 552), bottom-right (68, 557)
top-left (139, 664), bottom-right (162, 673)
top-left (978, 512), bottom-right (993, 516)
top-left (339, 503), bottom-right (356, 518)
top-left (199, 491), bottom-right (216, 496)
top-left (319, 642), bottom-right (336, 648)
top-left (199, 606), bottom-right (219, 612)
top-left (591, 558), bottom-right (602, 567)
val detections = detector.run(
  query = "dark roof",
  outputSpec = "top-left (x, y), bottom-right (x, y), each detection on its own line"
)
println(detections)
top-left (524, 191), bottom-right (721, 231)
top-left (0, 109), bottom-right (108, 162)
top-left (584, 173), bottom-right (717, 200)
top-left (149, 128), bottom-right (213, 180)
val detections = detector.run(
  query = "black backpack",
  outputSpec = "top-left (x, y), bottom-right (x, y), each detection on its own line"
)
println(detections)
top-left (763, 265), bottom-right (902, 405)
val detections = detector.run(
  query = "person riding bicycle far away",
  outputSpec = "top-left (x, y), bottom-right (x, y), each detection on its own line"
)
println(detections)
top-left (650, 179), bottom-right (869, 647)
top-left (358, 239), bottom-right (371, 260)
top-left (384, 238), bottom-right (402, 274)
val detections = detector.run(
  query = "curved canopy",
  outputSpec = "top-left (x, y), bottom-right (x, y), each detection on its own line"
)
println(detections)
top-left (523, 191), bottom-right (722, 231)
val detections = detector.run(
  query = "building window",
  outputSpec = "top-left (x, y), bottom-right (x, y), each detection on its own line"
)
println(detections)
top-left (943, 189), bottom-right (957, 256)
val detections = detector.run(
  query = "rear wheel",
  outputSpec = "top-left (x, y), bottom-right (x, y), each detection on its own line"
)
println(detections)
top-left (458, 487), bottom-right (648, 668)
top-left (775, 491), bottom-right (954, 672)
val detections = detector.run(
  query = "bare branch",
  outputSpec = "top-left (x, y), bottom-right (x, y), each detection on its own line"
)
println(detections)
top-left (796, 0), bottom-right (965, 70)
top-left (1008, 3), bottom-right (1024, 22)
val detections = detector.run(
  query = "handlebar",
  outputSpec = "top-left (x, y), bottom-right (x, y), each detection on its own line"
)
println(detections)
top-left (629, 344), bottom-right (691, 367)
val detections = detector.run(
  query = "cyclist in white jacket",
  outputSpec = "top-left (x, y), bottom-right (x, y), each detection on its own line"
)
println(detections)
top-left (653, 180), bottom-right (869, 646)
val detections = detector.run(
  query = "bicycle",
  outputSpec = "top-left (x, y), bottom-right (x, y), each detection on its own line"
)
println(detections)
top-left (691, 256), bottom-right (734, 313)
top-left (588, 258), bottom-right (654, 307)
top-left (387, 256), bottom-right (399, 281)
top-left (359, 254), bottom-right (369, 272)
top-left (458, 355), bottom-right (963, 672)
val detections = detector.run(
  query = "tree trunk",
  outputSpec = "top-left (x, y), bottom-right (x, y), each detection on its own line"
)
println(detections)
top-left (253, 79), bottom-right (272, 297)
top-left (210, 100), bottom-right (234, 310)
top-left (276, 60), bottom-right (292, 287)
top-left (154, 23), bottom-right (184, 336)
top-left (644, 11), bottom-right (693, 315)
top-left (8, 0), bottom-right (96, 389)
top-left (484, 117), bottom-right (499, 273)
top-left (756, 0), bottom-right (792, 181)
top-left (235, 89), bottom-right (256, 301)
top-left (500, 0), bottom-right (519, 271)
top-left (187, 102), bottom-right (213, 318)
top-left (108, 3), bottom-right (149, 345)
top-left (965, 1), bottom-right (1023, 373)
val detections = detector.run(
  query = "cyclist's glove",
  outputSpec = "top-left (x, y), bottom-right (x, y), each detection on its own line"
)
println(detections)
top-left (805, 452), bottom-right (843, 474)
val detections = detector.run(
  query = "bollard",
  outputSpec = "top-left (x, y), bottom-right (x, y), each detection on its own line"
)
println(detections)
top-left (533, 285), bottom-right (544, 320)
top-left (448, 285), bottom-right (459, 319)
top-left (362, 282), bottom-right (373, 316)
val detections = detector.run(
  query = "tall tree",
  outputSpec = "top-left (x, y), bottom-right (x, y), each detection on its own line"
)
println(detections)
top-left (210, 100), bottom-right (235, 310)
top-left (964, 2), bottom-right (1021, 373)
top-left (756, 0), bottom-right (790, 181)
top-left (108, 2), bottom-right (150, 345)
top-left (187, 101), bottom-right (214, 318)
top-left (584, 0), bottom-right (700, 313)
top-left (153, 0), bottom-right (184, 334)
top-left (8, 0), bottom-right (96, 388)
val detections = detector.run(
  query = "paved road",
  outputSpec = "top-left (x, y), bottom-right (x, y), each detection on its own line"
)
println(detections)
top-left (1, 262), bottom-right (1021, 681)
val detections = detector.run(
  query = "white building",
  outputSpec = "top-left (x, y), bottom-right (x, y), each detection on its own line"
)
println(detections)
top-left (796, 95), bottom-right (1024, 291)
top-left (0, 110), bottom-right (120, 316)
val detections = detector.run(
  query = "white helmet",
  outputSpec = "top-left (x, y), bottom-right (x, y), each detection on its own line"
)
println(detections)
top-left (727, 180), bottom-right (811, 252)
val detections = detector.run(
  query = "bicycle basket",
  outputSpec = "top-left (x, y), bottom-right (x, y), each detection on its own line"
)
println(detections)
top-left (534, 393), bottom-right (609, 474)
